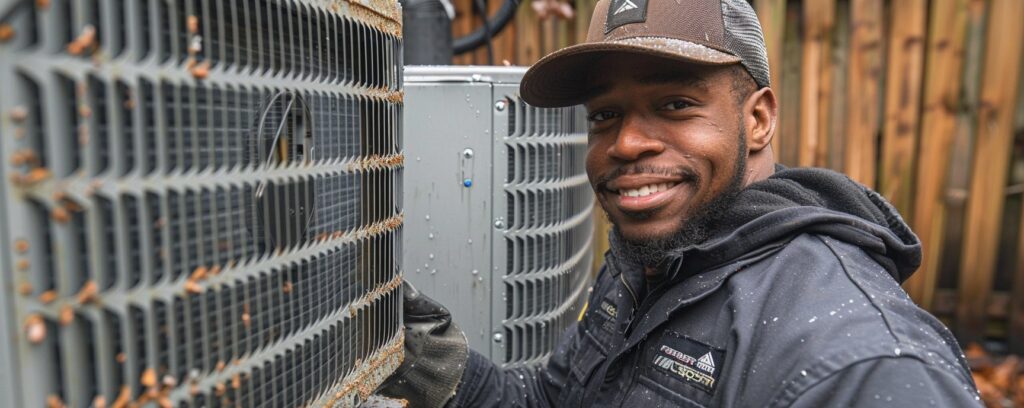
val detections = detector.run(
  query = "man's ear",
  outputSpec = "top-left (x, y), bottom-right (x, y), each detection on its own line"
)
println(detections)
top-left (743, 87), bottom-right (777, 153)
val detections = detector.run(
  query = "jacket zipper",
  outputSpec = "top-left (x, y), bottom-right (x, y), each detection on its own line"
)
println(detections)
top-left (578, 272), bottom-right (641, 407)
top-left (619, 273), bottom-right (640, 309)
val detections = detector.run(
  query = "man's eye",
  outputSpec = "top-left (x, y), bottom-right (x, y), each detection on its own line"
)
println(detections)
top-left (661, 100), bottom-right (692, 111)
top-left (588, 111), bottom-right (618, 122)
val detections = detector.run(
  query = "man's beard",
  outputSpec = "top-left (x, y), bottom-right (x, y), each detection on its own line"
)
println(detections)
top-left (611, 129), bottom-right (747, 268)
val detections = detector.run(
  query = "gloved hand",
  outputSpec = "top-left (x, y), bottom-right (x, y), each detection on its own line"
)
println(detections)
top-left (378, 281), bottom-right (469, 408)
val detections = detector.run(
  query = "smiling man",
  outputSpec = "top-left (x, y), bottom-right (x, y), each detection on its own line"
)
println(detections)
top-left (379, 0), bottom-right (981, 406)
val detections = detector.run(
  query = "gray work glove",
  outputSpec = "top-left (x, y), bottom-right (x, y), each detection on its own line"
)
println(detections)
top-left (378, 281), bottom-right (469, 408)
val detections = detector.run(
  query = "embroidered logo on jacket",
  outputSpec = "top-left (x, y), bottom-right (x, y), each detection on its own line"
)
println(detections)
top-left (596, 299), bottom-right (618, 333)
top-left (651, 334), bottom-right (726, 395)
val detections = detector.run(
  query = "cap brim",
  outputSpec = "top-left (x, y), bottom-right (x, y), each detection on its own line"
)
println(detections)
top-left (520, 37), bottom-right (742, 108)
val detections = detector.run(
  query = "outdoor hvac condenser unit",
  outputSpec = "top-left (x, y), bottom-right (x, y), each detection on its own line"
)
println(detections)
top-left (403, 66), bottom-right (593, 368)
top-left (0, 1), bottom-right (404, 407)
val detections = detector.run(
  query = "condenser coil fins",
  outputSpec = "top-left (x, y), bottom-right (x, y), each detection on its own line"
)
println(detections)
top-left (0, 1), bottom-right (404, 407)
top-left (404, 66), bottom-right (593, 369)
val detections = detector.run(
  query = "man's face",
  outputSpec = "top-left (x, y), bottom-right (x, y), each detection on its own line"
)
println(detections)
top-left (584, 55), bottom-right (749, 245)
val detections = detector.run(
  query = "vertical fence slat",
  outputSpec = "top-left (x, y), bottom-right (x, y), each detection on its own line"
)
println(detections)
top-left (879, 0), bottom-right (927, 216)
top-left (1015, 33), bottom-right (1024, 355)
top-left (957, 0), bottom-right (1024, 344)
top-left (490, 0), bottom-right (517, 65)
top-left (452, 0), bottom-right (476, 64)
top-left (471, 0), bottom-right (488, 64)
top-left (778, 5), bottom-right (803, 166)
top-left (826, 2), bottom-right (849, 171)
top-left (515, 1), bottom-right (542, 65)
top-left (1014, 190), bottom-right (1024, 352)
top-left (755, 0), bottom-right (787, 155)
top-left (576, 0), bottom-right (598, 44)
top-left (935, 0), bottom-right (987, 327)
top-left (905, 0), bottom-right (970, 308)
top-left (798, 0), bottom-right (834, 167)
top-left (844, 0), bottom-right (882, 186)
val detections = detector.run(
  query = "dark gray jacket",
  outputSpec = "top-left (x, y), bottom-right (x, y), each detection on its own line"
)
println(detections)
top-left (447, 167), bottom-right (981, 407)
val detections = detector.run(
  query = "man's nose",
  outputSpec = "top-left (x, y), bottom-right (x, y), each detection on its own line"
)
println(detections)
top-left (606, 115), bottom-right (664, 161)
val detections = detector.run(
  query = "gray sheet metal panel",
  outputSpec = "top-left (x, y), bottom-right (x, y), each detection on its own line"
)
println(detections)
top-left (403, 66), bottom-right (592, 369)
top-left (402, 78), bottom-right (496, 356)
top-left (0, 1), bottom-right (404, 407)
top-left (489, 83), bottom-right (513, 365)
top-left (0, 64), bottom-right (19, 408)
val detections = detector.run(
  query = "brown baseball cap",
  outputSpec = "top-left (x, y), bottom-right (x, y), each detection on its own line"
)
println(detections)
top-left (520, 0), bottom-right (770, 108)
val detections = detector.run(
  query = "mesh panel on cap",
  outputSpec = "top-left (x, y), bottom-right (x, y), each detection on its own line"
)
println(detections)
top-left (721, 0), bottom-right (771, 88)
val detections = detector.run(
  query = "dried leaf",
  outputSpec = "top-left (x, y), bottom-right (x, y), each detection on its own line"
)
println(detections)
top-left (0, 24), bottom-right (15, 42)
top-left (39, 290), bottom-right (57, 304)
top-left (141, 368), bottom-right (158, 387)
top-left (76, 281), bottom-right (98, 304)
top-left (58, 305), bottom-right (74, 326)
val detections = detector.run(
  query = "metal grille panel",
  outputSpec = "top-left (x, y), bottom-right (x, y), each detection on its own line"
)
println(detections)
top-left (501, 100), bottom-right (591, 368)
top-left (403, 66), bottom-right (592, 370)
top-left (0, 1), bottom-right (404, 407)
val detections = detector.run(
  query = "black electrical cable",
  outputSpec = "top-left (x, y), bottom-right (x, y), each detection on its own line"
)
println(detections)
top-left (453, 0), bottom-right (522, 54)
top-left (474, 0), bottom-right (495, 64)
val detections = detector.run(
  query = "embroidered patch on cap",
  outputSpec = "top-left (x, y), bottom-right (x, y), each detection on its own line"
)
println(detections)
top-left (605, 0), bottom-right (648, 33)
top-left (651, 333), bottom-right (726, 395)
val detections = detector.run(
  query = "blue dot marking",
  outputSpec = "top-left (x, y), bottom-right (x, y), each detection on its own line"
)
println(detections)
top-left (463, 179), bottom-right (473, 187)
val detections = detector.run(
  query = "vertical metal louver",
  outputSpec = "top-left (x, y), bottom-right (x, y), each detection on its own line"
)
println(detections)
top-left (0, 1), bottom-right (404, 407)
top-left (403, 66), bottom-right (592, 369)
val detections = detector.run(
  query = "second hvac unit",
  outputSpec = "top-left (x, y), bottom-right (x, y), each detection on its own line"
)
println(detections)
top-left (0, 1), bottom-right (403, 407)
top-left (403, 66), bottom-right (593, 368)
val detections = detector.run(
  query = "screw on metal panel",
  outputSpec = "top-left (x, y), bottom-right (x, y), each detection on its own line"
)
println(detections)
top-left (25, 314), bottom-right (45, 344)
top-left (493, 332), bottom-right (504, 343)
top-left (8, 106), bottom-right (28, 122)
top-left (495, 100), bottom-right (507, 111)
top-left (494, 219), bottom-right (506, 229)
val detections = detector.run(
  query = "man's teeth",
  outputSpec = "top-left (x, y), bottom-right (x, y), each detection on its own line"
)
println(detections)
top-left (619, 183), bottom-right (675, 197)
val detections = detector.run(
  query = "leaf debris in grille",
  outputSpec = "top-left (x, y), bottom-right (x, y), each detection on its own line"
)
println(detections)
top-left (0, 0), bottom-right (404, 407)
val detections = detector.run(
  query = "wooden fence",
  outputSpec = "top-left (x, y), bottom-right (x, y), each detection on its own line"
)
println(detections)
top-left (449, 0), bottom-right (1024, 351)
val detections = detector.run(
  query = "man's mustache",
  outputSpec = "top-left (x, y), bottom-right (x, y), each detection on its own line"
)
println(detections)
top-left (595, 164), bottom-right (700, 189)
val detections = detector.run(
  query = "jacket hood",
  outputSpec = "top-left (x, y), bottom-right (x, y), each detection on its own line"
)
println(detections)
top-left (610, 166), bottom-right (922, 283)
